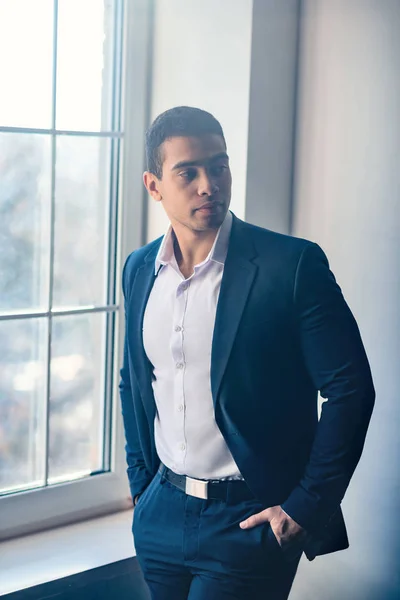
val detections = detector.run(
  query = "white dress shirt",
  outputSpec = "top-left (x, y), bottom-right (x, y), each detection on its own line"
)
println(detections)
top-left (143, 211), bottom-right (242, 480)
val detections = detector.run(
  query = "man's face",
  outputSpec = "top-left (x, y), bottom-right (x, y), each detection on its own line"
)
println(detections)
top-left (144, 134), bottom-right (232, 233)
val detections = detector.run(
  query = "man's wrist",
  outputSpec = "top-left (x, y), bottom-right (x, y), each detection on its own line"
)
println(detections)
top-left (280, 506), bottom-right (302, 528)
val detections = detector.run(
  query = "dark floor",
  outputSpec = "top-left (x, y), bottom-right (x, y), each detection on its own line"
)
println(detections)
top-left (2, 557), bottom-right (150, 600)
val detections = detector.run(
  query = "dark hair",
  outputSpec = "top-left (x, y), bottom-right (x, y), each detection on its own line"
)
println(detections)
top-left (145, 106), bottom-right (226, 179)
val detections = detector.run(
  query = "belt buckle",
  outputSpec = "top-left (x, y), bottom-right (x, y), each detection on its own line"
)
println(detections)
top-left (185, 476), bottom-right (208, 499)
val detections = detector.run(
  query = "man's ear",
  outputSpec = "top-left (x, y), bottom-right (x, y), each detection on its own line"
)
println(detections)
top-left (143, 171), bottom-right (162, 202)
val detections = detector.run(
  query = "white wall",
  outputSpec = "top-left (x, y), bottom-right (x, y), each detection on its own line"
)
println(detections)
top-left (291, 2), bottom-right (400, 598)
top-left (146, 0), bottom-right (253, 241)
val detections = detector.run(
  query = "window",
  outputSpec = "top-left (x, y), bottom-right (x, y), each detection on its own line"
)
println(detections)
top-left (0, 0), bottom-right (141, 540)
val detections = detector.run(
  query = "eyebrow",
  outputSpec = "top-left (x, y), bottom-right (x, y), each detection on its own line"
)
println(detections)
top-left (171, 152), bottom-right (229, 171)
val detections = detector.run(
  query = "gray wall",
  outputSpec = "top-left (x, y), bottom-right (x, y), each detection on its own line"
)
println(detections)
top-left (290, 1), bottom-right (400, 598)
top-left (245, 0), bottom-right (300, 234)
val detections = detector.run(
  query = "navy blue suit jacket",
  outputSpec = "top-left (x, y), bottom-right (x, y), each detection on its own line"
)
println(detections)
top-left (119, 213), bottom-right (375, 561)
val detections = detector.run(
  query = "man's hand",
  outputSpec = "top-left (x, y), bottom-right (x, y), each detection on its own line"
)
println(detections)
top-left (240, 505), bottom-right (307, 549)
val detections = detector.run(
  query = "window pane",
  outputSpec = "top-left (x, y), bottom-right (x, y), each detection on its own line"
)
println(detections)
top-left (53, 136), bottom-right (111, 309)
top-left (0, 133), bottom-right (51, 312)
top-left (0, 0), bottom-right (53, 129)
top-left (0, 318), bottom-right (47, 494)
top-left (48, 312), bottom-right (107, 482)
top-left (56, 0), bottom-right (115, 131)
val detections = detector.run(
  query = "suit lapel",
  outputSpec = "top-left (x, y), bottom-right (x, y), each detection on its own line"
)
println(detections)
top-left (211, 216), bottom-right (258, 405)
top-left (128, 244), bottom-right (160, 423)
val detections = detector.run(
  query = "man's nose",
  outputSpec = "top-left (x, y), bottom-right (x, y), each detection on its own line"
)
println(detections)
top-left (198, 172), bottom-right (219, 196)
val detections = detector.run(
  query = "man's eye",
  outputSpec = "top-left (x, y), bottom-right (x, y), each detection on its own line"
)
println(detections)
top-left (180, 169), bottom-right (196, 181)
top-left (210, 165), bottom-right (227, 176)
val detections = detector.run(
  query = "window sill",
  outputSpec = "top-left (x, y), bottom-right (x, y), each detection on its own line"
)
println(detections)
top-left (0, 509), bottom-right (135, 597)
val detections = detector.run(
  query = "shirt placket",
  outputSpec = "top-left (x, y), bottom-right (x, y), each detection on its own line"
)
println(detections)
top-left (171, 278), bottom-right (190, 470)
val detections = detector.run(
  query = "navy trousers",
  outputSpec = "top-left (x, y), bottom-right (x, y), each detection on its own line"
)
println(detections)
top-left (133, 470), bottom-right (302, 600)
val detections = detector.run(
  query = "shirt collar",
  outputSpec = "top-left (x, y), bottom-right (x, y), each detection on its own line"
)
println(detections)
top-left (154, 210), bottom-right (233, 275)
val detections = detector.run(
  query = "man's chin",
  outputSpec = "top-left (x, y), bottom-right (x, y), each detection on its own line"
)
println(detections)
top-left (192, 219), bottom-right (223, 232)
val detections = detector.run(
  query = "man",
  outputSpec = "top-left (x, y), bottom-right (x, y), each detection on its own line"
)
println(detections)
top-left (119, 106), bottom-right (375, 599)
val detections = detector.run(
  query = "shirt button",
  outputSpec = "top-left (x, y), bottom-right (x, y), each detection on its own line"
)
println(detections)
top-left (176, 362), bottom-right (184, 369)
top-left (178, 404), bottom-right (184, 412)
top-left (180, 443), bottom-right (186, 451)
top-left (174, 326), bottom-right (182, 332)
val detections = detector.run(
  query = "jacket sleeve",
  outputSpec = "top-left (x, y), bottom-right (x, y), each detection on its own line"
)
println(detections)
top-left (281, 243), bottom-right (375, 532)
top-left (119, 255), bottom-right (154, 500)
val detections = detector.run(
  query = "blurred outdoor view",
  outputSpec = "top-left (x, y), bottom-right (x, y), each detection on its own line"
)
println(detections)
top-left (0, 0), bottom-right (120, 493)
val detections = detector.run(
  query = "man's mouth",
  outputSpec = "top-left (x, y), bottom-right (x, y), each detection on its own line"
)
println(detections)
top-left (196, 203), bottom-right (221, 212)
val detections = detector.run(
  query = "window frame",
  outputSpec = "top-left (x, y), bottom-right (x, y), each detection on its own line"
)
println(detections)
top-left (0, 0), bottom-right (154, 541)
